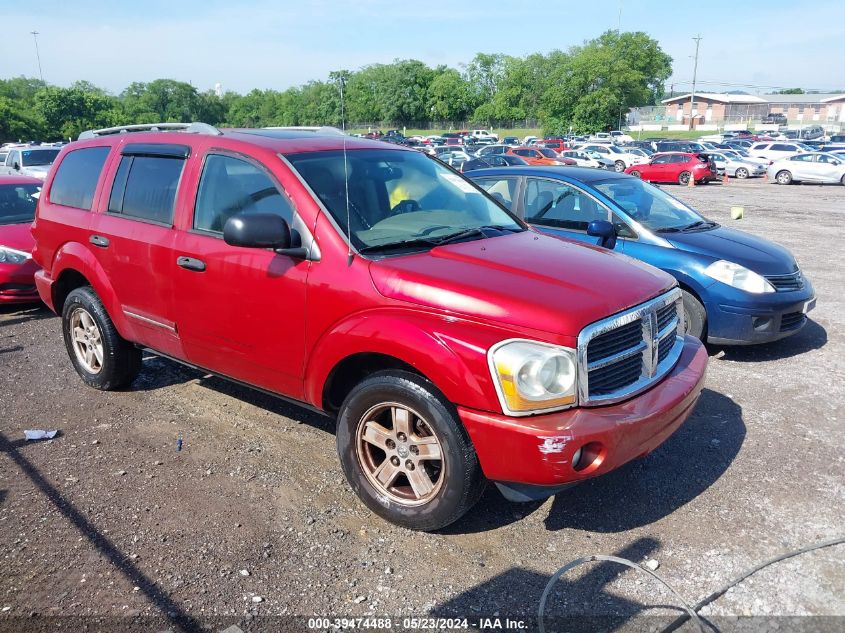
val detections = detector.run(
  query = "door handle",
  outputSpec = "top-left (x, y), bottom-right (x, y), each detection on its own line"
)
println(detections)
top-left (89, 235), bottom-right (110, 248)
top-left (177, 256), bottom-right (206, 272)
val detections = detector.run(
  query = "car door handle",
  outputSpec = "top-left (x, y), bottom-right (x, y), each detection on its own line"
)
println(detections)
top-left (177, 256), bottom-right (206, 272)
top-left (89, 235), bottom-right (110, 248)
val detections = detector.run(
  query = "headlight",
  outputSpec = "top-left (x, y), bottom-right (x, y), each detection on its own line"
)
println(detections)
top-left (0, 246), bottom-right (31, 265)
top-left (488, 339), bottom-right (577, 415)
top-left (704, 260), bottom-right (775, 293)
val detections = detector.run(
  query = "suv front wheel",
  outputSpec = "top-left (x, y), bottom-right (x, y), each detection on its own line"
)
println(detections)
top-left (336, 371), bottom-right (485, 531)
top-left (62, 286), bottom-right (142, 390)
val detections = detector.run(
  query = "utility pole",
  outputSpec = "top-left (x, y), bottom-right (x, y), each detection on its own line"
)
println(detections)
top-left (688, 35), bottom-right (702, 130)
top-left (30, 31), bottom-right (44, 83)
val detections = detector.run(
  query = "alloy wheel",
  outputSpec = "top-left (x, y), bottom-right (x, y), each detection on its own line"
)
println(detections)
top-left (355, 402), bottom-right (445, 506)
top-left (70, 307), bottom-right (104, 374)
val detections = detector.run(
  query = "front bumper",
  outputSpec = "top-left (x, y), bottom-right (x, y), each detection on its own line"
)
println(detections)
top-left (458, 336), bottom-right (707, 492)
top-left (705, 280), bottom-right (816, 345)
top-left (0, 261), bottom-right (40, 304)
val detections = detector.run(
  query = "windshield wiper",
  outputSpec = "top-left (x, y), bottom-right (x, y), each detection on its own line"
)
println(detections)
top-left (357, 225), bottom-right (520, 255)
top-left (680, 220), bottom-right (718, 231)
top-left (433, 224), bottom-right (521, 246)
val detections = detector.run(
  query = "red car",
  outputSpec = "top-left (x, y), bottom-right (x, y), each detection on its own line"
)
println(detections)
top-left (507, 146), bottom-right (576, 166)
top-left (0, 175), bottom-right (42, 304)
top-left (537, 139), bottom-right (570, 153)
top-left (625, 152), bottom-right (719, 185)
top-left (33, 123), bottom-right (706, 530)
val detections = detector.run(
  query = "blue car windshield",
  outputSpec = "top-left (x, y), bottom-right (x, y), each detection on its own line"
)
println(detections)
top-left (593, 178), bottom-right (708, 232)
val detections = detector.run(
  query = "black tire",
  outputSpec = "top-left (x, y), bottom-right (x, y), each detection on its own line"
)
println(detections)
top-left (614, 160), bottom-right (626, 173)
top-left (775, 170), bottom-right (793, 185)
top-left (629, 170), bottom-right (642, 179)
top-left (62, 286), bottom-right (142, 390)
top-left (678, 171), bottom-right (692, 185)
top-left (681, 289), bottom-right (707, 341)
top-left (336, 370), bottom-right (485, 531)
top-left (840, 174), bottom-right (845, 186)
top-left (735, 167), bottom-right (749, 179)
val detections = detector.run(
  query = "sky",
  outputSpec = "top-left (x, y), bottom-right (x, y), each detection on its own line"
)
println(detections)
top-left (3, 0), bottom-right (844, 96)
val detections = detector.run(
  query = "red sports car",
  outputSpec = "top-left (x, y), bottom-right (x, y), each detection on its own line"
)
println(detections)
top-left (0, 175), bottom-right (42, 304)
top-left (625, 152), bottom-right (719, 185)
top-left (507, 146), bottom-right (576, 166)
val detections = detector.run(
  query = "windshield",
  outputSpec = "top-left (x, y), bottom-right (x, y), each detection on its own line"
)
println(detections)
top-left (287, 149), bottom-right (523, 254)
top-left (0, 183), bottom-right (41, 224)
top-left (21, 149), bottom-right (60, 167)
top-left (606, 145), bottom-right (624, 154)
top-left (593, 178), bottom-right (712, 232)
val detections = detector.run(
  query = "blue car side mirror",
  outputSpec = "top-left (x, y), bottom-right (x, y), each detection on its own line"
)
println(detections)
top-left (587, 220), bottom-right (617, 249)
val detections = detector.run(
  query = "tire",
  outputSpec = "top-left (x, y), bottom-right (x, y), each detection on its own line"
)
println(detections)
top-left (62, 286), bottom-right (142, 390)
top-left (735, 167), bottom-right (749, 179)
top-left (681, 290), bottom-right (707, 341)
top-left (678, 171), bottom-right (692, 185)
top-left (840, 174), bottom-right (845, 186)
top-left (336, 370), bottom-right (485, 531)
top-left (614, 160), bottom-right (626, 173)
top-left (775, 170), bottom-right (793, 185)
top-left (629, 170), bottom-right (642, 179)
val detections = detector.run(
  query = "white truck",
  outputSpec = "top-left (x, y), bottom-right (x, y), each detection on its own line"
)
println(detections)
top-left (470, 129), bottom-right (499, 142)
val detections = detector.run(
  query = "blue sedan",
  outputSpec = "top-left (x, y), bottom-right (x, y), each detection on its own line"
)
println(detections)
top-left (469, 166), bottom-right (816, 345)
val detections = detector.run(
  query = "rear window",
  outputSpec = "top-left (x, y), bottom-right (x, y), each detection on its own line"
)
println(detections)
top-left (49, 147), bottom-right (111, 210)
top-left (108, 155), bottom-right (184, 225)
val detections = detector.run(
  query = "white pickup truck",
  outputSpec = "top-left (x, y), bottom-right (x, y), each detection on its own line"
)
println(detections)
top-left (470, 129), bottom-right (499, 142)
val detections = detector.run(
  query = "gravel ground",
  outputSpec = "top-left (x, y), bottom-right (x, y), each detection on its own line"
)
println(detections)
top-left (1, 179), bottom-right (843, 632)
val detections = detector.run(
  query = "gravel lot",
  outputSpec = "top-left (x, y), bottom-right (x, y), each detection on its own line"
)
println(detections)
top-left (1, 179), bottom-right (843, 632)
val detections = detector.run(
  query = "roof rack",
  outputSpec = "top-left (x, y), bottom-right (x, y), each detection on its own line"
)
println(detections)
top-left (262, 126), bottom-right (346, 136)
top-left (78, 122), bottom-right (222, 141)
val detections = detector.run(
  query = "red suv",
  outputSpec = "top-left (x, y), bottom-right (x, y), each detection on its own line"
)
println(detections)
top-left (32, 123), bottom-right (707, 530)
top-left (626, 152), bottom-right (718, 185)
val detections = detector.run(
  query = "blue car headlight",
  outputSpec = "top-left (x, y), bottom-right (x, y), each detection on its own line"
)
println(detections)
top-left (704, 260), bottom-right (775, 294)
top-left (0, 246), bottom-right (32, 265)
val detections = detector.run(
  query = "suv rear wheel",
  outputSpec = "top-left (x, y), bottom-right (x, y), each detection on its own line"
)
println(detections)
top-left (62, 287), bottom-right (141, 390)
top-left (336, 371), bottom-right (484, 531)
top-left (678, 171), bottom-right (692, 185)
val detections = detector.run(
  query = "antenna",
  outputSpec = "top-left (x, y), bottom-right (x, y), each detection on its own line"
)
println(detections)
top-left (338, 73), bottom-right (353, 266)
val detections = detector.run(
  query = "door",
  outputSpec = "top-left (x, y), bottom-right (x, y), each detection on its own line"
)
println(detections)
top-left (644, 154), bottom-right (673, 181)
top-left (88, 143), bottom-right (188, 356)
top-left (813, 153), bottom-right (843, 182)
top-left (171, 152), bottom-right (308, 399)
top-left (521, 177), bottom-right (619, 249)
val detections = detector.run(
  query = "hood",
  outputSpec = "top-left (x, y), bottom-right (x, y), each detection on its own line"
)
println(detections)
top-left (0, 221), bottom-right (35, 252)
top-left (369, 231), bottom-right (675, 337)
top-left (667, 226), bottom-right (796, 275)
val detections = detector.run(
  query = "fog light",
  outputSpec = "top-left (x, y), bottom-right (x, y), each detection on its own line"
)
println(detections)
top-left (752, 316), bottom-right (773, 331)
top-left (572, 442), bottom-right (605, 472)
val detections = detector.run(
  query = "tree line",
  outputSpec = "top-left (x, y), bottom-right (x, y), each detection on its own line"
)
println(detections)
top-left (1, 30), bottom-right (672, 143)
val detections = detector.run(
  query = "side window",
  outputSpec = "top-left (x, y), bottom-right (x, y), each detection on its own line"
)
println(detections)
top-left (669, 155), bottom-right (688, 164)
top-left (612, 213), bottom-right (636, 239)
top-left (790, 154), bottom-right (814, 162)
top-left (523, 179), bottom-right (610, 231)
top-left (194, 154), bottom-right (293, 234)
top-left (49, 147), bottom-right (111, 210)
top-left (651, 155), bottom-right (672, 165)
top-left (108, 155), bottom-right (184, 225)
top-left (473, 177), bottom-right (518, 211)
top-left (9, 151), bottom-right (20, 167)
top-left (772, 144), bottom-right (793, 152)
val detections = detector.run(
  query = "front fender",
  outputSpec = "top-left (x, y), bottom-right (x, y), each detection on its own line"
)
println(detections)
top-left (50, 242), bottom-right (130, 337)
top-left (305, 307), bottom-right (519, 413)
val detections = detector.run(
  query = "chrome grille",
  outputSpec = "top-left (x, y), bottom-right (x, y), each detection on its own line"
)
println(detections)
top-left (765, 270), bottom-right (804, 292)
top-left (578, 288), bottom-right (685, 405)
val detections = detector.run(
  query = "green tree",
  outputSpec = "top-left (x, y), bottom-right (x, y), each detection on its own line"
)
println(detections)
top-left (34, 85), bottom-right (120, 140)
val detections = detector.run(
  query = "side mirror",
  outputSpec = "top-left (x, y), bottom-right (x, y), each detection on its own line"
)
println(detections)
top-left (223, 213), bottom-right (305, 257)
top-left (13, 162), bottom-right (20, 171)
top-left (587, 219), bottom-right (617, 249)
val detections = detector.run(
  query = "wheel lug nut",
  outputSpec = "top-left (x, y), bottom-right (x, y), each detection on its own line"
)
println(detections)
top-left (405, 460), bottom-right (415, 470)
top-left (390, 456), bottom-right (400, 467)
top-left (409, 445), bottom-right (419, 455)
top-left (386, 439), bottom-right (396, 449)
top-left (397, 432), bottom-right (407, 442)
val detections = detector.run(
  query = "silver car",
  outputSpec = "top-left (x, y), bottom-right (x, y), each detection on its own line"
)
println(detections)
top-left (767, 152), bottom-right (845, 185)
top-left (709, 152), bottom-right (767, 179)
top-left (1, 146), bottom-right (61, 179)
